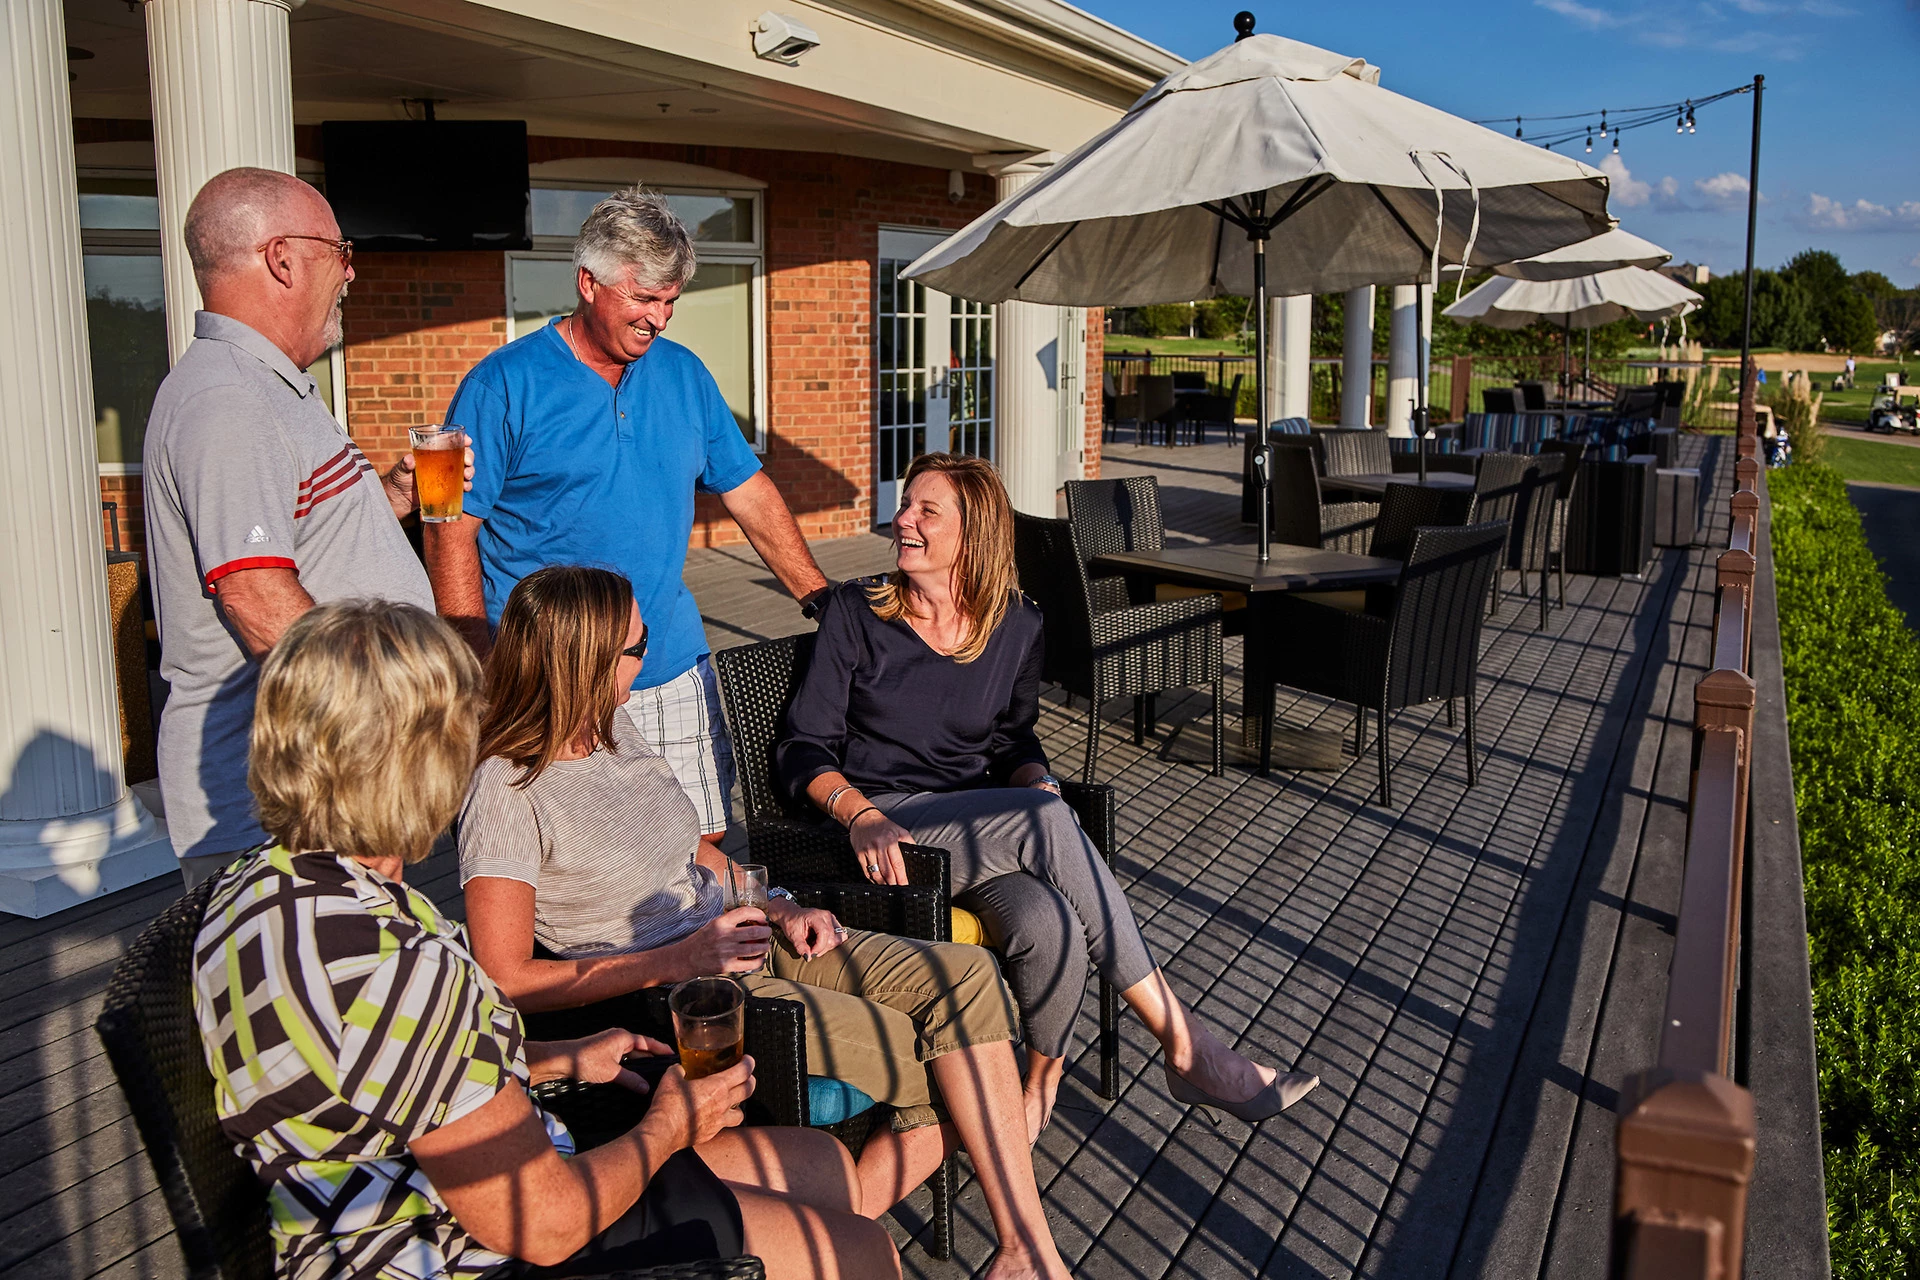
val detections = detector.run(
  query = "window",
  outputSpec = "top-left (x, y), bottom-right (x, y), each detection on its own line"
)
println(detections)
top-left (509, 184), bottom-right (766, 450)
top-left (78, 175), bottom-right (344, 474)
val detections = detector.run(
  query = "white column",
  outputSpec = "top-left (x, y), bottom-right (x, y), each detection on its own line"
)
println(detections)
top-left (1266, 294), bottom-right (1313, 423)
top-left (0, 0), bottom-right (173, 915)
top-left (992, 156), bottom-right (1060, 516)
top-left (1386, 284), bottom-right (1419, 437)
top-left (144, 0), bottom-right (301, 362)
top-left (1341, 286), bottom-right (1375, 428)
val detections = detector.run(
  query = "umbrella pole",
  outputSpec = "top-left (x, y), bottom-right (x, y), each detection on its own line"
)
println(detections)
top-left (1252, 218), bottom-right (1272, 563)
top-left (1563, 315), bottom-right (1572, 408)
top-left (1416, 285), bottom-right (1430, 484)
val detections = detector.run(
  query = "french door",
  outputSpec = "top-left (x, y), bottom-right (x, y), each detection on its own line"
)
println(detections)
top-left (875, 229), bottom-right (993, 523)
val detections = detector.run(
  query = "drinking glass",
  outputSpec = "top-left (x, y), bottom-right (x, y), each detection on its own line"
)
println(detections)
top-left (409, 424), bottom-right (465, 523)
top-left (669, 977), bottom-right (746, 1080)
top-left (726, 863), bottom-right (772, 974)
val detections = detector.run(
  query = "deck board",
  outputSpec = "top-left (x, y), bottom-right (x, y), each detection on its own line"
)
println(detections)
top-left (0, 438), bottom-right (1756, 1279)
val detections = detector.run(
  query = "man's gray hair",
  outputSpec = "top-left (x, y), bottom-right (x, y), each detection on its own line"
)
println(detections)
top-left (183, 167), bottom-right (320, 288)
top-left (574, 186), bottom-right (697, 290)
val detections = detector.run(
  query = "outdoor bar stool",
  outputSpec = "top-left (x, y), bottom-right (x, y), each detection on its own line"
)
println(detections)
top-left (95, 878), bottom-right (766, 1280)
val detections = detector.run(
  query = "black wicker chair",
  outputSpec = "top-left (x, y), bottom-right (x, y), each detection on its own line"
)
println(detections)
top-left (1063, 475), bottom-right (1164, 614)
top-left (1267, 443), bottom-right (1379, 553)
top-left (1506, 452), bottom-right (1568, 630)
top-left (1538, 439), bottom-right (1585, 607)
top-left (1469, 453), bottom-right (1533, 617)
top-left (94, 879), bottom-right (765, 1280)
top-left (1014, 512), bottom-right (1225, 782)
top-left (1311, 428), bottom-right (1392, 481)
top-left (1248, 521), bottom-right (1510, 805)
top-left (711, 632), bottom-right (1125, 1107)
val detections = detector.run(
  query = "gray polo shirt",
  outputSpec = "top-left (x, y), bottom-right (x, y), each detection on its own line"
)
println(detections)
top-left (143, 312), bottom-right (435, 859)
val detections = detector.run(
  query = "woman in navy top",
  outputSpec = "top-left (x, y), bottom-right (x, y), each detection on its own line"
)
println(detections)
top-left (778, 454), bottom-right (1318, 1138)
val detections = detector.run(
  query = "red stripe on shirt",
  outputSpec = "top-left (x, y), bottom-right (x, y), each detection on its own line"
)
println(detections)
top-left (204, 556), bottom-right (297, 591)
top-left (298, 447), bottom-right (357, 497)
top-left (293, 470), bottom-right (364, 518)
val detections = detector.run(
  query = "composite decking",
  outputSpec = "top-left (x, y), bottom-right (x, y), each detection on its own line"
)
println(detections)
top-left (1, 437), bottom-right (1735, 1279)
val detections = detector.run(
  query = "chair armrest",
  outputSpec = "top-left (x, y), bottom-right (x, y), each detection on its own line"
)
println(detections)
top-left (1057, 780), bottom-right (1117, 866)
top-left (746, 821), bottom-right (950, 896)
top-left (789, 882), bottom-right (949, 942)
top-left (581, 1262), bottom-right (768, 1280)
top-left (1092, 592), bottom-right (1221, 645)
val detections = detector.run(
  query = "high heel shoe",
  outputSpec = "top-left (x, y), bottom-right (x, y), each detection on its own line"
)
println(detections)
top-left (1164, 1062), bottom-right (1319, 1124)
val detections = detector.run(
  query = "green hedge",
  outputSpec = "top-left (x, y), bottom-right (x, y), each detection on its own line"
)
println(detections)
top-left (1771, 464), bottom-right (1920, 1275)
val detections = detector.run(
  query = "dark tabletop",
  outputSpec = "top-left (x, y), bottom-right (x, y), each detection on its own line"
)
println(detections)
top-left (1089, 543), bottom-right (1402, 593)
top-left (1326, 471), bottom-right (1477, 495)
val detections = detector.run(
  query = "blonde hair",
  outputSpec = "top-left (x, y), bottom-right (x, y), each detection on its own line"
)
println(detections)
top-left (866, 452), bottom-right (1017, 664)
top-left (250, 601), bottom-right (481, 866)
top-left (478, 566), bottom-right (634, 787)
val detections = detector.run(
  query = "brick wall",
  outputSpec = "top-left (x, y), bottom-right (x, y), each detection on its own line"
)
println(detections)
top-left (1084, 308), bottom-right (1104, 477)
top-left (100, 474), bottom-right (145, 556)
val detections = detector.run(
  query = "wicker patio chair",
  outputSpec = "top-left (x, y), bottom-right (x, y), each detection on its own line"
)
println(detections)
top-left (1312, 428), bottom-right (1392, 480)
top-left (712, 632), bottom-right (1125, 1102)
top-left (1013, 512), bottom-right (1225, 781)
top-left (1470, 452), bottom-right (1533, 617)
top-left (1482, 387), bottom-right (1519, 414)
top-left (1538, 440), bottom-right (1586, 606)
top-left (1268, 442), bottom-right (1380, 554)
top-left (1506, 452), bottom-right (1568, 630)
top-left (1249, 521), bottom-right (1510, 805)
top-left (1515, 380), bottom-right (1551, 411)
top-left (94, 879), bottom-right (765, 1280)
top-left (1063, 474), bottom-right (1164, 613)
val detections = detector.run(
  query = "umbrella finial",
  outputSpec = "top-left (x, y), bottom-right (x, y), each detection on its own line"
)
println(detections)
top-left (1233, 10), bottom-right (1256, 40)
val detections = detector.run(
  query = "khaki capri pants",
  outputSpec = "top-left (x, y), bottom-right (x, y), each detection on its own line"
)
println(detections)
top-left (743, 928), bottom-right (1017, 1131)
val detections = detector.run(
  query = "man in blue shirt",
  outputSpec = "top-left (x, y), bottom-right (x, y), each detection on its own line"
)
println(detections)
top-left (427, 188), bottom-right (828, 840)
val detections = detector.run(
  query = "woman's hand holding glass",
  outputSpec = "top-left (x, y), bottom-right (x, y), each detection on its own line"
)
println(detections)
top-left (848, 807), bottom-right (914, 885)
top-left (676, 906), bottom-right (774, 977)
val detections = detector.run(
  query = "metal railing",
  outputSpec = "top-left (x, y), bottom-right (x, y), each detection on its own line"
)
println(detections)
top-left (1611, 429), bottom-right (1764, 1279)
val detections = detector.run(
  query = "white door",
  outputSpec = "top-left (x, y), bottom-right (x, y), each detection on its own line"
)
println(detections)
top-left (1056, 307), bottom-right (1086, 484)
top-left (875, 229), bottom-right (993, 524)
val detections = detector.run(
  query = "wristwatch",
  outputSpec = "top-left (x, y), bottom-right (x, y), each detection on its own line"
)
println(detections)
top-left (800, 582), bottom-right (837, 621)
top-left (1034, 773), bottom-right (1063, 792)
top-left (767, 886), bottom-right (796, 904)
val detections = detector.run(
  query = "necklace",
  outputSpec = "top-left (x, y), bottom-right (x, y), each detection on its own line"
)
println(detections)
top-left (560, 314), bottom-right (583, 363)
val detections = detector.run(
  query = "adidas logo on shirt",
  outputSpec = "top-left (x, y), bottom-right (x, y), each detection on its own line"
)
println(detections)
top-left (244, 526), bottom-right (270, 544)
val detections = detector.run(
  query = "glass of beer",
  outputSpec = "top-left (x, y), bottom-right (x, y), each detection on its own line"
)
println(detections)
top-left (409, 424), bottom-right (465, 523)
top-left (726, 863), bottom-right (771, 974)
top-left (669, 977), bottom-right (746, 1080)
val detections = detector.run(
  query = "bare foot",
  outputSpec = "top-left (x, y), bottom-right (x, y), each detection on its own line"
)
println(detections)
top-left (983, 1246), bottom-right (1072, 1280)
top-left (1022, 1054), bottom-right (1064, 1144)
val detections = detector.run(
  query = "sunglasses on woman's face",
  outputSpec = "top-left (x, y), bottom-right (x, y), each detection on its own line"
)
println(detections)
top-left (622, 625), bottom-right (649, 661)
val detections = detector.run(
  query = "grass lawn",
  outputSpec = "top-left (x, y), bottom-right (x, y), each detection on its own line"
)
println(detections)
top-left (1819, 360), bottom-right (1914, 425)
top-left (1103, 335), bottom-right (1247, 357)
top-left (1824, 435), bottom-right (1920, 487)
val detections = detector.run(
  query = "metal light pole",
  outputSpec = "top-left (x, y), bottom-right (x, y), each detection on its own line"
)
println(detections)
top-left (1737, 74), bottom-right (1764, 440)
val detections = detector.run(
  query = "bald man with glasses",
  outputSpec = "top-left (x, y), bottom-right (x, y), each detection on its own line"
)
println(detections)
top-left (142, 166), bottom-right (470, 888)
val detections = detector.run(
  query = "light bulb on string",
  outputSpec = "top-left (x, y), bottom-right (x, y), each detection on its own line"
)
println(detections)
top-left (1585, 128), bottom-right (1593, 153)
top-left (1598, 109), bottom-right (1607, 139)
top-left (1514, 117), bottom-right (1523, 139)
top-left (1611, 134), bottom-right (1619, 156)
top-left (1675, 110), bottom-right (1684, 134)
top-left (1686, 103), bottom-right (1696, 133)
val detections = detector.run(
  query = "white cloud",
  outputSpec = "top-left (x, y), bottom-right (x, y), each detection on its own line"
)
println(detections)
top-left (1600, 154), bottom-right (1650, 207)
top-left (1726, 0), bottom-right (1783, 12)
top-left (1801, 0), bottom-right (1856, 14)
top-left (1799, 194), bottom-right (1920, 231)
top-left (1534, 0), bottom-right (1616, 27)
top-left (1696, 173), bottom-right (1751, 208)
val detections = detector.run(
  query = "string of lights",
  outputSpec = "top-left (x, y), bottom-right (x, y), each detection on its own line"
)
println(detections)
top-left (1472, 83), bottom-right (1753, 156)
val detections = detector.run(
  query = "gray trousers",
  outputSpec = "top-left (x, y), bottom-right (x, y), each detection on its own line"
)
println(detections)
top-left (872, 787), bottom-right (1157, 1060)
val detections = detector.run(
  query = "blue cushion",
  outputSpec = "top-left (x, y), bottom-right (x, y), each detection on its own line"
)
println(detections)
top-left (1269, 416), bottom-right (1311, 435)
top-left (807, 1076), bottom-right (877, 1125)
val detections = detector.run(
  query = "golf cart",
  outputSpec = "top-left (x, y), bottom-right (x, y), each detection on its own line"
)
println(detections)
top-left (1868, 390), bottom-right (1920, 435)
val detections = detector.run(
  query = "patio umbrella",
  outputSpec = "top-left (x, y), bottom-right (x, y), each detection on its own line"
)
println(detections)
top-left (1492, 226), bottom-right (1671, 282)
top-left (1443, 265), bottom-right (1701, 408)
top-left (904, 17), bottom-right (1611, 559)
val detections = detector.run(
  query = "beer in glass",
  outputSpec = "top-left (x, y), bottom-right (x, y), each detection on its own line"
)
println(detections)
top-left (669, 977), bottom-right (745, 1080)
top-left (725, 863), bottom-right (773, 976)
top-left (409, 425), bottom-right (465, 523)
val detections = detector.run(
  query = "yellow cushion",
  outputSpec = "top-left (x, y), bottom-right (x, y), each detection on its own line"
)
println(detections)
top-left (1156, 584), bottom-right (1248, 611)
top-left (1292, 589), bottom-right (1367, 612)
top-left (951, 907), bottom-right (985, 947)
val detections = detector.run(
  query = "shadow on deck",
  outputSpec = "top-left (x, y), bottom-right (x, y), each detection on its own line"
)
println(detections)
top-left (0, 437), bottom-right (1813, 1278)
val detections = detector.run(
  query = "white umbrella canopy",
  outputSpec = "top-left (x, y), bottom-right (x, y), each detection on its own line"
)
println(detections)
top-left (903, 31), bottom-right (1613, 306)
top-left (1492, 226), bottom-right (1672, 282)
top-left (1444, 266), bottom-right (1702, 329)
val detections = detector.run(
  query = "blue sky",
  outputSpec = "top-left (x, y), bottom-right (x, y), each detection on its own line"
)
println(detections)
top-left (1079, 0), bottom-right (1920, 285)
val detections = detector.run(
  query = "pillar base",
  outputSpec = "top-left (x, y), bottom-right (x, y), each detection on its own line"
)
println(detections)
top-left (0, 784), bottom-right (176, 917)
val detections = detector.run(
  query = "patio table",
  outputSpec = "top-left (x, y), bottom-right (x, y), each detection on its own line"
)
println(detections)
top-left (1325, 471), bottom-right (1476, 496)
top-left (1089, 543), bottom-right (1403, 766)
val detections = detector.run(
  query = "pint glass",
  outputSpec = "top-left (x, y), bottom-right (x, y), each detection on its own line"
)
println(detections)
top-left (669, 977), bottom-right (745, 1080)
top-left (409, 425), bottom-right (465, 523)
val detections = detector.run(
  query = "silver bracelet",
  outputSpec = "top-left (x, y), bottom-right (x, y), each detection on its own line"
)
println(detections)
top-left (823, 784), bottom-right (854, 820)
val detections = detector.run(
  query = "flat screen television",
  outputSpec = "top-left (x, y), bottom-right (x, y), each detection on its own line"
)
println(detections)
top-left (321, 120), bottom-right (530, 251)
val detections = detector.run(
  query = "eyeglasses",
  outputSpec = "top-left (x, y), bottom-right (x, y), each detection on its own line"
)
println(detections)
top-left (621, 625), bottom-right (649, 661)
top-left (266, 235), bottom-right (353, 267)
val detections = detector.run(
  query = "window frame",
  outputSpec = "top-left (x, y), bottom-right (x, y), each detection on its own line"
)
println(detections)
top-left (514, 182), bottom-right (767, 452)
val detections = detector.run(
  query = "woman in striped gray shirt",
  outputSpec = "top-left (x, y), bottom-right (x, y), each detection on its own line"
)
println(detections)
top-left (459, 566), bottom-right (1070, 1280)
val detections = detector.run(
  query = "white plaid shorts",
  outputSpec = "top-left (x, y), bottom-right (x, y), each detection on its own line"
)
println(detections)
top-left (621, 656), bottom-right (735, 835)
